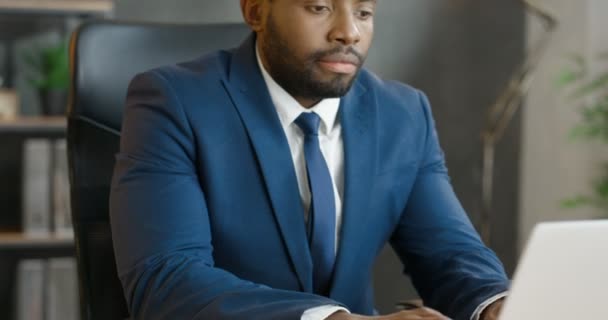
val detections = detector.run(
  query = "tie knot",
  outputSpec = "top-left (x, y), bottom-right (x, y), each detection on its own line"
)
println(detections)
top-left (295, 112), bottom-right (321, 136)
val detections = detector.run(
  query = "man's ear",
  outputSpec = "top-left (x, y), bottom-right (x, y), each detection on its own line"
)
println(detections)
top-left (240, 0), bottom-right (266, 32)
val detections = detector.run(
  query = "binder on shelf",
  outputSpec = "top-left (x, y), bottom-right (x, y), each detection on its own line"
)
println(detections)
top-left (16, 259), bottom-right (45, 320)
top-left (46, 258), bottom-right (78, 320)
top-left (22, 138), bottom-right (52, 235)
top-left (18, 139), bottom-right (77, 320)
top-left (16, 258), bottom-right (79, 320)
top-left (22, 138), bottom-right (73, 236)
top-left (53, 139), bottom-right (72, 236)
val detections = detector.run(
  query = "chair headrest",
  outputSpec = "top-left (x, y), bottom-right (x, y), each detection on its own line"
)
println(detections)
top-left (69, 20), bottom-right (250, 132)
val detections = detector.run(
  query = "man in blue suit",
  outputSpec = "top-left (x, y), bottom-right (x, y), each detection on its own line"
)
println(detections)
top-left (110, 0), bottom-right (510, 319)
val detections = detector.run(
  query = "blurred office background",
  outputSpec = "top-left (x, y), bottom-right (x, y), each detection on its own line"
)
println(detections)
top-left (0, 0), bottom-right (606, 319)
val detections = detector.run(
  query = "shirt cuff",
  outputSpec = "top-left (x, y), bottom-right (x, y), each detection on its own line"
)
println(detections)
top-left (301, 305), bottom-right (350, 320)
top-left (470, 291), bottom-right (509, 320)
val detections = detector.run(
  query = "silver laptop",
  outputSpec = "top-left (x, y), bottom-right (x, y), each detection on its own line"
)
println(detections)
top-left (500, 220), bottom-right (608, 320)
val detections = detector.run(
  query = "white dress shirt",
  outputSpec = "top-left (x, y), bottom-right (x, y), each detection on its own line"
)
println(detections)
top-left (256, 59), bottom-right (344, 252)
top-left (255, 43), bottom-right (506, 320)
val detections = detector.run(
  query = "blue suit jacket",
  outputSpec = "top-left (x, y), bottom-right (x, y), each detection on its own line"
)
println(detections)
top-left (110, 34), bottom-right (509, 320)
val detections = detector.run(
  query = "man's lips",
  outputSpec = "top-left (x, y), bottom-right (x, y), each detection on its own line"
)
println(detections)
top-left (317, 54), bottom-right (360, 75)
top-left (317, 61), bottom-right (358, 74)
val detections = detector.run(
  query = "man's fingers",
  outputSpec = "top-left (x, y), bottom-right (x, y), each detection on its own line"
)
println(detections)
top-left (418, 307), bottom-right (447, 317)
top-left (390, 315), bottom-right (436, 320)
top-left (394, 307), bottom-right (449, 319)
top-left (368, 307), bottom-right (449, 320)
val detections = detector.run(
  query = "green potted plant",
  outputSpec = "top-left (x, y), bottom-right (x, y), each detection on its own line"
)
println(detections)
top-left (25, 40), bottom-right (69, 116)
top-left (557, 53), bottom-right (608, 214)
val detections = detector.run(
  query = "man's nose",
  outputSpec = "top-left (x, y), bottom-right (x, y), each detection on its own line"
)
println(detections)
top-left (328, 11), bottom-right (361, 46)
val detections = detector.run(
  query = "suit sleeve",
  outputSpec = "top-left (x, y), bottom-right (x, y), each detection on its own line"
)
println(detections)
top-left (109, 71), bottom-right (339, 320)
top-left (389, 90), bottom-right (510, 320)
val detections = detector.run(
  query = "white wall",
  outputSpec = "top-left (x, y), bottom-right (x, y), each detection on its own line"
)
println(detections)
top-left (589, 0), bottom-right (608, 63)
top-left (520, 0), bottom-right (608, 250)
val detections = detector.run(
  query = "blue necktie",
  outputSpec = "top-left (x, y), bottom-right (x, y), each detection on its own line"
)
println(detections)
top-left (295, 112), bottom-right (336, 295)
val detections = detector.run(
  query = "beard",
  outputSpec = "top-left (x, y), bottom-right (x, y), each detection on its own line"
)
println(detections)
top-left (259, 14), bottom-right (365, 101)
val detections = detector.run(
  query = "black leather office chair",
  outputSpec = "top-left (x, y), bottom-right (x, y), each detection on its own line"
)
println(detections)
top-left (67, 20), bottom-right (250, 320)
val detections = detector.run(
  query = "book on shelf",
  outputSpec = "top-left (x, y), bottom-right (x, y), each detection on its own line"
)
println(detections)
top-left (19, 137), bottom-right (76, 320)
top-left (22, 138), bottom-right (72, 235)
top-left (53, 139), bottom-right (72, 236)
top-left (16, 259), bottom-right (45, 320)
top-left (46, 258), bottom-right (78, 320)
top-left (22, 139), bottom-right (52, 235)
top-left (16, 258), bottom-right (79, 320)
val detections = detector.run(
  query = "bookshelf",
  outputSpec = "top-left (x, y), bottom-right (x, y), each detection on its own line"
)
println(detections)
top-left (0, 232), bottom-right (74, 259)
top-left (0, 2), bottom-right (111, 318)
top-left (0, 116), bottom-right (72, 320)
top-left (0, 232), bottom-right (73, 249)
top-left (0, 0), bottom-right (113, 16)
top-left (0, 116), bottom-right (69, 250)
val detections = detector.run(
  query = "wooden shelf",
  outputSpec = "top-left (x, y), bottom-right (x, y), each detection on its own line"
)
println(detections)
top-left (0, 231), bottom-right (73, 249)
top-left (0, 0), bottom-right (113, 15)
top-left (0, 116), bottom-right (66, 138)
top-left (0, 232), bottom-right (75, 258)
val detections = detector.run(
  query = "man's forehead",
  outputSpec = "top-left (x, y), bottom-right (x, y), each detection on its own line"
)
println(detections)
top-left (268, 0), bottom-right (377, 4)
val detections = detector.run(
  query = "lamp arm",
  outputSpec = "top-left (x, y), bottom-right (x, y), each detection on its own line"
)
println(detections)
top-left (480, 0), bottom-right (559, 244)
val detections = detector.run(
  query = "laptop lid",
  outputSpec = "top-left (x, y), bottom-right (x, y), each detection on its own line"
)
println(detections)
top-left (500, 220), bottom-right (608, 320)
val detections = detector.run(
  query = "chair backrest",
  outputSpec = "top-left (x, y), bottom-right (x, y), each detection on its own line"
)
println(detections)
top-left (67, 20), bottom-right (250, 320)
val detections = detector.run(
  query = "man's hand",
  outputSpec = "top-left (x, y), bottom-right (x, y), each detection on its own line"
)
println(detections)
top-left (327, 308), bottom-right (450, 320)
top-left (480, 299), bottom-right (504, 320)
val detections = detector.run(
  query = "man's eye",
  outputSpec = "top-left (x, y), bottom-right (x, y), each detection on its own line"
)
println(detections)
top-left (356, 10), bottom-right (374, 20)
top-left (307, 5), bottom-right (330, 14)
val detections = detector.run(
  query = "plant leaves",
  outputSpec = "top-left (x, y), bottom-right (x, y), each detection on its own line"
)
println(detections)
top-left (568, 123), bottom-right (604, 140)
top-left (570, 73), bottom-right (608, 99)
top-left (555, 69), bottom-right (584, 88)
top-left (560, 195), bottom-right (593, 209)
top-left (560, 52), bottom-right (608, 217)
top-left (23, 40), bottom-right (69, 90)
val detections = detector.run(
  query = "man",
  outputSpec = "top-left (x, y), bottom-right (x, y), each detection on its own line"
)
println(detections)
top-left (109, 1), bottom-right (510, 319)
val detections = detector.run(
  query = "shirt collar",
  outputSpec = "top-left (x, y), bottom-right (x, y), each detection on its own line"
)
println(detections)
top-left (255, 42), bottom-right (340, 135)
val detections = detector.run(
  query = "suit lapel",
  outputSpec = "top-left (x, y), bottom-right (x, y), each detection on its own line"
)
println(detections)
top-left (330, 78), bottom-right (378, 300)
top-left (222, 34), bottom-right (313, 292)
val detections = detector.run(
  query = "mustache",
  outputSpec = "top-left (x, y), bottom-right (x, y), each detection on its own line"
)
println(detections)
top-left (310, 46), bottom-right (365, 66)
